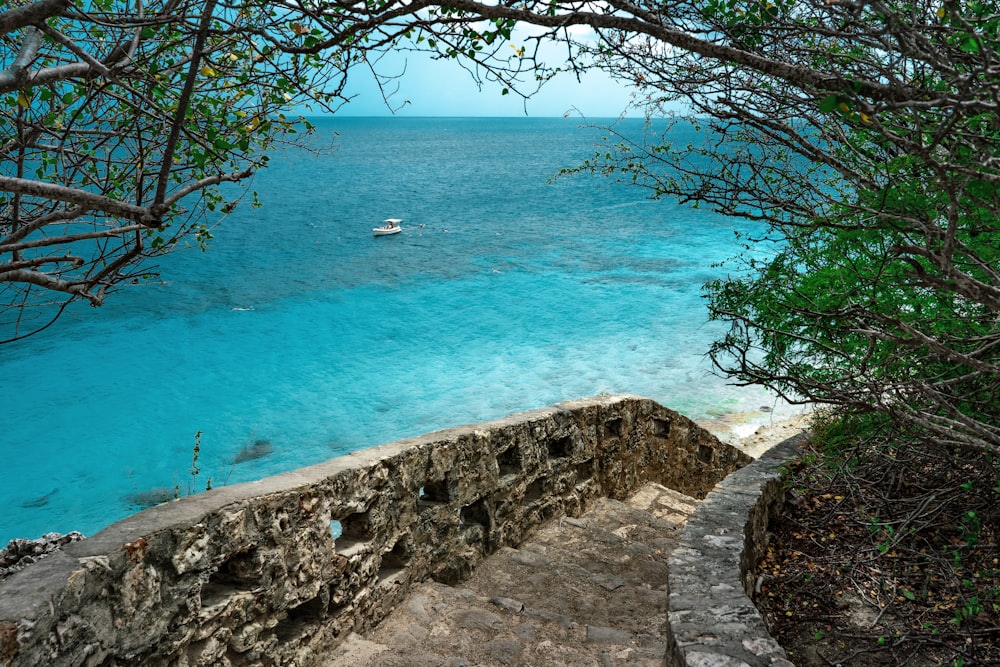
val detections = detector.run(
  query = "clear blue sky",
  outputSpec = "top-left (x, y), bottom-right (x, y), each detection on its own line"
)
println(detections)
top-left (336, 45), bottom-right (641, 118)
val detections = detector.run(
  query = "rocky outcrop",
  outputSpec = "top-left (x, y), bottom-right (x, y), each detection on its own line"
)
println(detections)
top-left (0, 532), bottom-right (85, 581)
top-left (0, 395), bottom-right (751, 667)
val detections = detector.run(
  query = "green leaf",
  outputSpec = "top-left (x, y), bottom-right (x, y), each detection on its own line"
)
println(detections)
top-left (819, 95), bottom-right (839, 113)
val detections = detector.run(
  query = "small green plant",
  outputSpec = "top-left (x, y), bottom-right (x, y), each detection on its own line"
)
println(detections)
top-left (179, 431), bottom-right (213, 497)
top-left (190, 430), bottom-right (202, 491)
top-left (960, 510), bottom-right (981, 546)
top-left (129, 431), bottom-right (217, 507)
top-left (865, 514), bottom-right (896, 553)
top-left (951, 597), bottom-right (983, 626)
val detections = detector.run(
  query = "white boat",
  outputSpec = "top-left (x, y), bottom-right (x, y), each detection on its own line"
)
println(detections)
top-left (373, 219), bottom-right (402, 236)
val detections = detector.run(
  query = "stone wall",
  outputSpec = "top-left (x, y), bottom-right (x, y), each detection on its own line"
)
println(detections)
top-left (667, 431), bottom-right (809, 667)
top-left (0, 395), bottom-right (751, 667)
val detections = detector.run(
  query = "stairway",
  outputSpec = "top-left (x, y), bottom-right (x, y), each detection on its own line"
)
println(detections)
top-left (326, 483), bottom-right (699, 666)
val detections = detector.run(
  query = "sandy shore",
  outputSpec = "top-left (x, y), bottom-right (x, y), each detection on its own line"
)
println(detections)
top-left (697, 409), bottom-right (812, 459)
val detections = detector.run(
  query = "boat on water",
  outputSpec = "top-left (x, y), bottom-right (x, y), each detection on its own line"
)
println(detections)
top-left (373, 219), bottom-right (402, 236)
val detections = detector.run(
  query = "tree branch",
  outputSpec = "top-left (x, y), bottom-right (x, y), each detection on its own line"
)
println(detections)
top-left (0, 269), bottom-right (102, 305)
top-left (0, 225), bottom-right (145, 255)
top-left (0, 26), bottom-right (43, 90)
top-left (0, 176), bottom-right (159, 226)
top-left (0, 0), bottom-right (71, 33)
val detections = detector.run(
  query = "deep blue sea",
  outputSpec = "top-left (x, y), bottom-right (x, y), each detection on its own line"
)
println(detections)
top-left (1, 117), bottom-right (787, 545)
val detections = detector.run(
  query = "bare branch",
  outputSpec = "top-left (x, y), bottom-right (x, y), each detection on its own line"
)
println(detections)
top-left (0, 176), bottom-right (159, 226)
top-left (0, 26), bottom-right (44, 90)
top-left (0, 269), bottom-right (103, 305)
top-left (0, 0), bottom-right (72, 33)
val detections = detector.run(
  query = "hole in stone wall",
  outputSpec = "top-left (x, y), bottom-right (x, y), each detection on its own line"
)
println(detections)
top-left (547, 435), bottom-right (573, 459)
top-left (214, 548), bottom-right (261, 584)
top-left (200, 548), bottom-right (261, 608)
top-left (431, 558), bottom-right (473, 586)
top-left (460, 497), bottom-right (490, 530)
top-left (575, 459), bottom-right (594, 484)
top-left (378, 539), bottom-right (412, 583)
top-left (497, 444), bottom-right (521, 477)
top-left (200, 582), bottom-right (240, 610)
top-left (274, 592), bottom-right (328, 642)
top-left (419, 479), bottom-right (451, 504)
top-left (697, 444), bottom-right (714, 464)
top-left (333, 510), bottom-right (374, 558)
top-left (650, 417), bottom-right (671, 437)
top-left (524, 477), bottom-right (546, 503)
top-left (537, 502), bottom-right (559, 522)
top-left (604, 417), bottom-right (623, 437)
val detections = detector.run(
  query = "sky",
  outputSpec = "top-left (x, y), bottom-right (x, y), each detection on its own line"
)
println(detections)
top-left (335, 40), bottom-right (642, 118)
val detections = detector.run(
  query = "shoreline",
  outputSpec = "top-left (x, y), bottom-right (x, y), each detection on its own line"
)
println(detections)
top-left (697, 408), bottom-right (812, 459)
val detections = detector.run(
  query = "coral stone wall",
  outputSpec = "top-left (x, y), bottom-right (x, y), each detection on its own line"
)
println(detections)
top-left (0, 395), bottom-right (751, 667)
top-left (667, 432), bottom-right (808, 667)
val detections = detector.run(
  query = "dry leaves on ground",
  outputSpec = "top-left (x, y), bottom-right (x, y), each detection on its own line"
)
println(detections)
top-left (755, 434), bottom-right (1000, 666)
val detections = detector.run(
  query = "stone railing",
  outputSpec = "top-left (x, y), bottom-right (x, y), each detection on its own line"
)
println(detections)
top-left (667, 431), bottom-right (808, 667)
top-left (0, 395), bottom-right (751, 667)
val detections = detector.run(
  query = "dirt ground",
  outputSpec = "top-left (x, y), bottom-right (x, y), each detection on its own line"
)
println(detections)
top-left (750, 430), bottom-right (1000, 667)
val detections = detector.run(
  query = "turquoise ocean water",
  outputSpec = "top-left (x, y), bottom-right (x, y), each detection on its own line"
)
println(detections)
top-left (1, 117), bottom-right (784, 545)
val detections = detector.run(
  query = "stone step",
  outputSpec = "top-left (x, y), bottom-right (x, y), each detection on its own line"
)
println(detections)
top-left (325, 482), bottom-right (699, 666)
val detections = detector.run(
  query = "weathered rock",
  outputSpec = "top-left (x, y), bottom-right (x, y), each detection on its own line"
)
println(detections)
top-left (451, 609), bottom-right (505, 632)
top-left (667, 433), bottom-right (808, 667)
top-left (489, 596), bottom-right (525, 612)
top-left (0, 395), bottom-right (752, 667)
top-left (0, 532), bottom-right (84, 581)
top-left (585, 625), bottom-right (634, 645)
top-left (352, 482), bottom-right (695, 666)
